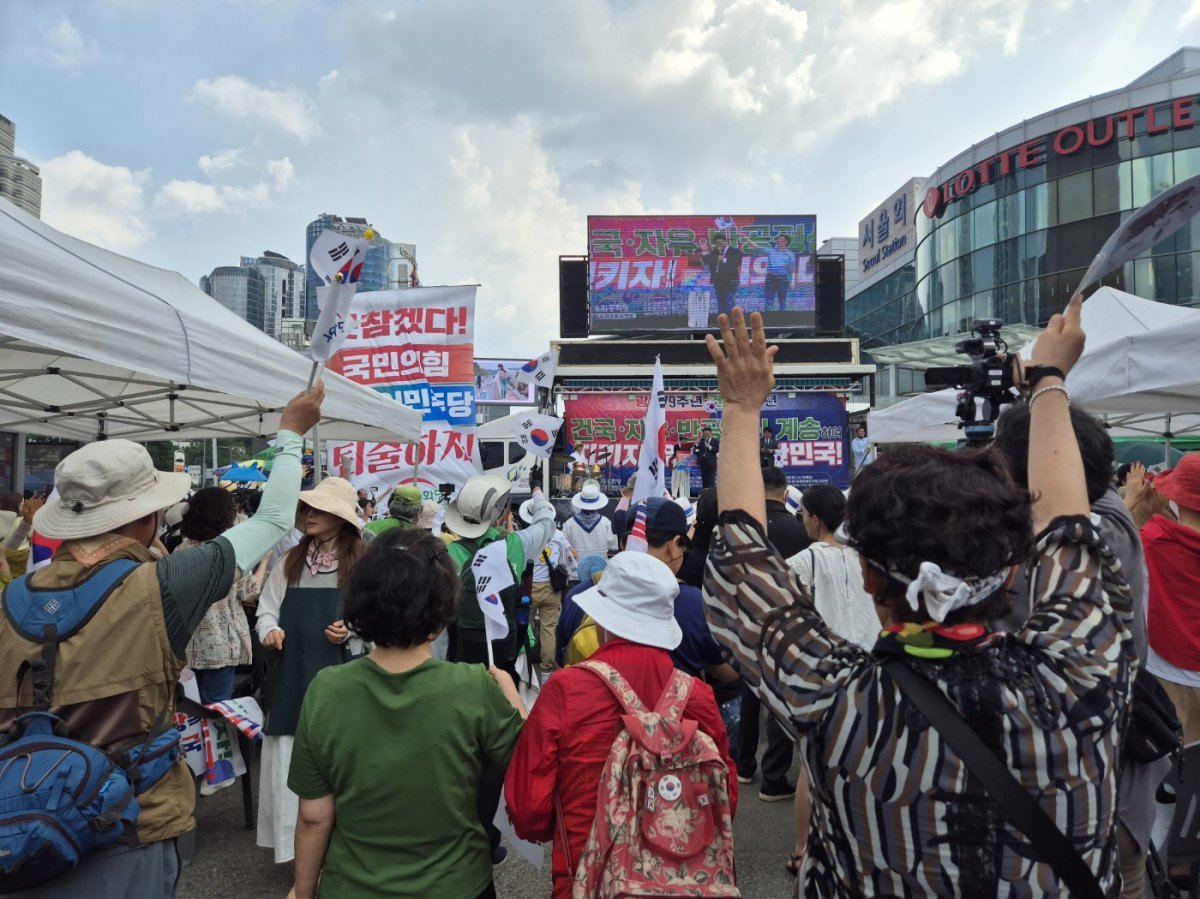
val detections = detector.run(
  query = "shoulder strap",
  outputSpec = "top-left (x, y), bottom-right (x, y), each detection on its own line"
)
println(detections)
top-left (576, 660), bottom-right (648, 718)
top-left (881, 659), bottom-right (1104, 899)
top-left (651, 669), bottom-right (694, 725)
top-left (8, 559), bottom-right (141, 710)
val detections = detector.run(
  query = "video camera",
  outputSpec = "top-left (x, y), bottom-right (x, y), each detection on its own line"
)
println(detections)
top-left (924, 318), bottom-right (1019, 447)
top-left (437, 482), bottom-right (456, 504)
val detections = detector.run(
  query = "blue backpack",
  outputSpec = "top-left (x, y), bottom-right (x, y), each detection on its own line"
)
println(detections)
top-left (0, 559), bottom-right (182, 891)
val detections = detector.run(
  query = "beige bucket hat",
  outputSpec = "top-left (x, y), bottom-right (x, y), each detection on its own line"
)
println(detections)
top-left (33, 440), bottom-right (194, 541)
top-left (298, 477), bottom-right (363, 532)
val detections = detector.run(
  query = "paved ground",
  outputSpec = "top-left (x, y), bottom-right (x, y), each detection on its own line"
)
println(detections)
top-left (178, 735), bottom-right (800, 898)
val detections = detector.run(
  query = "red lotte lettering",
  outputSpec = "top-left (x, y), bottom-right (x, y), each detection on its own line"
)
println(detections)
top-left (923, 97), bottom-right (1197, 218)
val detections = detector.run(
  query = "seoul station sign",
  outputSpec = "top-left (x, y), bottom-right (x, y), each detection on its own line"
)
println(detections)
top-left (923, 97), bottom-right (1198, 218)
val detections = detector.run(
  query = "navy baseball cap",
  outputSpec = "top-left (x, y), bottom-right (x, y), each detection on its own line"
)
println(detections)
top-left (628, 496), bottom-right (690, 537)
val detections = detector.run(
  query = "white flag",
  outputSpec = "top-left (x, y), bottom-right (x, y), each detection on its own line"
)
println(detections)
top-left (513, 349), bottom-right (559, 388)
top-left (309, 281), bottom-right (360, 362)
top-left (515, 414), bottom-right (563, 459)
top-left (471, 540), bottom-right (513, 643)
top-left (630, 357), bottom-right (667, 505)
top-left (1079, 173), bottom-right (1200, 294)
top-left (309, 230), bottom-right (370, 287)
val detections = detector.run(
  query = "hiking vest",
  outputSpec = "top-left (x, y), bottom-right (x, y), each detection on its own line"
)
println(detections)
top-left (0, 535), bottom-right (194, 844)
top-left (447, 529), bottom-right (525, 635)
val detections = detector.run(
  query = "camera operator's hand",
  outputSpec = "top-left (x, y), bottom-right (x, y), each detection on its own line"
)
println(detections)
top-left (1031, 294), bottom-right (1085, 376)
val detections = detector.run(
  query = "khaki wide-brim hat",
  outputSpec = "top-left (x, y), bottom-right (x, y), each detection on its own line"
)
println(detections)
top-left (34, 439), bottom-right (194, 541)
top-left (298, 477), bottom-right (363, 532)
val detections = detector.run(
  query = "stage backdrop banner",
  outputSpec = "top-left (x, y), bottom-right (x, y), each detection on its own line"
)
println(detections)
top-left (327, 285), bottom-right (482, 500)
top-left (565, 391), bottom-right (849, 492)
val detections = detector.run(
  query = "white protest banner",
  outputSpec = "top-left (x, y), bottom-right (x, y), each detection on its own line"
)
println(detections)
top-left (328, 285), bottom-right (482, 499)
top-left (471, 539), bottom-right (513, 667)
top-left (630, 357), bottom-right (667, 505)
top-left (1079, 173), bottom-right (1200, 294)
top-left (515, 414), bottom-right (563, 459)
top-left (513, 348), bottom-right (559, 389)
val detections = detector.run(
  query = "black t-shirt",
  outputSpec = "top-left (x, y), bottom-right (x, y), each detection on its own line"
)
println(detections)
top-left (765, 499), bottom-right (810, 560)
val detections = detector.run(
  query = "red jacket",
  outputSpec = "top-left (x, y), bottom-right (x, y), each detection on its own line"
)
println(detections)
top-left (1143, 513), bottom-right (1200, 669)
top-left (505, 639), bottom-right (738, 899)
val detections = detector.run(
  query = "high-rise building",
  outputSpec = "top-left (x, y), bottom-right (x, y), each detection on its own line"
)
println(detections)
top-left (0, 114), bottom-right (42, 218)
top-left (201, 266), bottom-right (266, 332)
top-left (240, 251), bottom-right (306, 339)
top-left (304, 214), bottom-right (417, 319)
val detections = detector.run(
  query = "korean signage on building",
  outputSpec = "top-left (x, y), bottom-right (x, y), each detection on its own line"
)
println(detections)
top-left (923, 97), bottom-right (1199, 218)
top-left (859, 178), bottom-right (926, 281)
top-left (564, 391), bottom-right (849, 492)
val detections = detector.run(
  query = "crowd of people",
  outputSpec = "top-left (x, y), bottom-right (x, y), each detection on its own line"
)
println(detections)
top-left (0, 300), bottom-right (1197, 898)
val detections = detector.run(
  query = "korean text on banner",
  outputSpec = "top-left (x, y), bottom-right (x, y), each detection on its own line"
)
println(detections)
top-left (328, 285), bottom-right (482, 500)
top-left (513, 349), bottom-right (559, 389)
top-left (630, 357), bottom-right (666, 505)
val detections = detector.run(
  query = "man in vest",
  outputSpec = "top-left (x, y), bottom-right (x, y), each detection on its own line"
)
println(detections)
top-left (0, 385), bottom-right (324, 898)
top-left (444, 474), bottom-right (554, 865)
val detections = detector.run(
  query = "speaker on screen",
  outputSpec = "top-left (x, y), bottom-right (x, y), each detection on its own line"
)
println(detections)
top-left (815, 255), bottom-right (845, 335)
top-left (559, 257), bottom-right (590, 338)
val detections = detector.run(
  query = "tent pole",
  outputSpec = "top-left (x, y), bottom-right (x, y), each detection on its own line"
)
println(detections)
top-left (211, 438), bottom-right (218, 485)
top-left (1164, 413), bottom-right (1173, 467)
top-left (312, 421), bottom-right (323, 485)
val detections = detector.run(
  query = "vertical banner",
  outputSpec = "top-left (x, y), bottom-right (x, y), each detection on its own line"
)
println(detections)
top-left (327, 285), bottom-right (482, 500)
top-left (564, 392), bottom-right (849, 491)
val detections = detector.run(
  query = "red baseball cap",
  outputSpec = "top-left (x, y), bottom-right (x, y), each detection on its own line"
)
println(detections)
top-left (1152, 454), bottom-right (1200, 511)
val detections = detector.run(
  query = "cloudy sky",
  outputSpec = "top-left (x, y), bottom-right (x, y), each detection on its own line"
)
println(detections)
top-left (3, 0), bottom-right (1200, 355)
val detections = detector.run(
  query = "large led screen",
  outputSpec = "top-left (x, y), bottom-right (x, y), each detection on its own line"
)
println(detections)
top-left (474, 358), bottom-right (536, 405)
top-left (587, 215), bottom-right (817, 332)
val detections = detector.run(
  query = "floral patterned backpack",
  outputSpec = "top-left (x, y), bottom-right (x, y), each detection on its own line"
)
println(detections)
top-left (571, 660), bottom-right (741, 898)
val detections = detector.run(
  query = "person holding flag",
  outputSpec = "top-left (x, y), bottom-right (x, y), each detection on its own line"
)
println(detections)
top-left (443, 474), bottom-right (555, 865)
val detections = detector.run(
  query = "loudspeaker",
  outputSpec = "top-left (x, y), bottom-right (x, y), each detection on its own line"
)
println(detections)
top-left (559, 257), bottom-right (590, 338)
top-left (815, 256), bottom-right (845, 335)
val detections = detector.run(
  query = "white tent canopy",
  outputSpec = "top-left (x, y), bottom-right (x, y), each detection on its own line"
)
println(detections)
top-left (869, 287), bottom-right (1200, 443)
top-left (0, 200), bottom-right (422, 443)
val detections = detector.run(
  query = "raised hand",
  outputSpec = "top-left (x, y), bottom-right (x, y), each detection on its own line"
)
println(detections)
top-left (705, 308), bottom-right (778, 409)
top-left (1031, 294), bottom-right (1085, 376)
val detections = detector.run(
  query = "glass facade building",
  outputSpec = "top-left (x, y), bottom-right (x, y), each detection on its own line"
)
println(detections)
top-left (201, 266), bottom-right (266, 332)
top-left (0, 113), bottom-right (42, 218)
top-left (304, 214), bottom-right (416, 319)
top-left (241, 251), bottom-right (305, 340)
top-left (848, 48), bottom-right (1200, 357)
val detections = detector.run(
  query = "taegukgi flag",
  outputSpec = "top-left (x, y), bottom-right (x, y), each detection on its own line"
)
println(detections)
top-left (471, 540), bottom-right (513, 643)
top-left (515, 414), bottom-right (563, 459)
top-left (630, 357), bottom-right (667, 505)
top-left (308, 230), bottom-right (371, 362)
top-left (513, 349), bottom-right (559, 389)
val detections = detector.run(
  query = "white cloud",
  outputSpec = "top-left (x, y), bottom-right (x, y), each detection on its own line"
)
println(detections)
top-left (191, 76), bottom-right (321, 142)
top-left (265, 158), bottom-right (294, 192)
top-left (198, 149), bottom-right (241, 177)
top-left (154, 179), bottom-right (272, 217)
top-left (37, 151), bottom-right (152, 253)
top-left (40, 16), bottom-right (103, 69)
top-left (1184, 0), bottom-right (1200, 26)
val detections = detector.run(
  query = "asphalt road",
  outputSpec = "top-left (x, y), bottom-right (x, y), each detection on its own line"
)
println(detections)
top-left (177, 731), bottom-right (800, 898)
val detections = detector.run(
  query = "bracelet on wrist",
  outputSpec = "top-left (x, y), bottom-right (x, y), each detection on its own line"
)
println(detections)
top-left (1028, 384), bottom-right (1070, 407)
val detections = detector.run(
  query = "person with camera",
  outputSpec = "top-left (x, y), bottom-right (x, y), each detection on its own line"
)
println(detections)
top-left (702, 302), bottom-right (1136, 896)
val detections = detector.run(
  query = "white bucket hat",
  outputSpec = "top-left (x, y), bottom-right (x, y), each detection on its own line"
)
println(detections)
top-left (571, 481), bottom-right (608, 511)
top-left (673, 495), bottom-right (696, 526)
top-left (298, 477), bottom-right (363, 532)
top-left (574, 551), bottom-right (682, 651)
top-left (33, 440), bottom-right (194, 540)
top-left (444, 475), bottom-right (512, 539)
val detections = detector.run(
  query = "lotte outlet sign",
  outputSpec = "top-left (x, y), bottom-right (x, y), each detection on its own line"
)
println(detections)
top-left (923, 97), bottom-right (1198, 218)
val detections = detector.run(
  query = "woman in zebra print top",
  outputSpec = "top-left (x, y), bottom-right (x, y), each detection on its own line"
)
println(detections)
top-left (702, 303), bottom-right (1135, 897)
